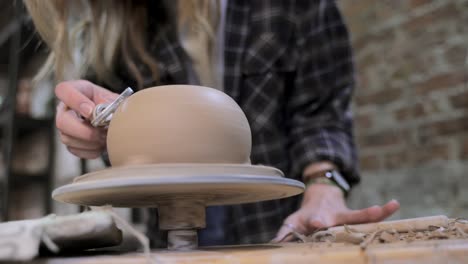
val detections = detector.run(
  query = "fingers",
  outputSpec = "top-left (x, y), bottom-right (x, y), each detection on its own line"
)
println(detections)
top-left (55, 80), bottom-right (97, 119)
top-left (273, 212), bottom-right (324, 243)
top-left (54, 80), bottom-right (118, 160)
top-left (56, 105), bottom-right (104, 142)
top-left (273, 199), bottom-right (401, 243)
top-left (55, 80), bottom-right (119, 119)
top-left (273, 218), bottom-right (327, 243)
top-left (336, 199), bottom-right (400, 226)
top-left (273, 214), bottom-right (301, 243)
top-left (382, 199), bottom-right (400, 218)
top-left (307, 219), bottom-right (326, 230)
top-left (56, 101), bottom-right (106, 159)
top-left (273, 223), bottom-right (296, 243)
top-left (59, 132), bottom-right (105, 150)
top-left (96, 90), bottom-right (119, 104)
top-left (67, 147), bottom-right (103, 159)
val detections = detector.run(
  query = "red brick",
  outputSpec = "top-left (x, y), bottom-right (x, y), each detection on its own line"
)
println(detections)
top-left (450, 90), bottom-right (468, 109)
top-left (384, 142), bottom-right (450, 169)
top-left (339, 0), bottom-right (375, 21)
top-left (404, 3), bottom-right (459, 33)
top-left (375, 1), bottom-right (406, 21)
top-left (390, 64), bottom-right (413, 82)
top-left (460, 137), bottom-right (468, 159)
top-left (445, 44), bottom-right (468, 67)
top-left (359, 154), bottom-right (380, 172)
top-left (395, 108), bottom-right (412, 122)
top-left (356, 73), bottom-right (369, 90)
top-left (356, 54), bottom-right (378, 72)
top-left (384, 150), bottom-right (410, 170)
top-left (339, 0), bottom-right (378, 39)
top-left (412, 142), bottom-right (450, 164)
top-left (353, 28), bottom-right (395, 51)
top-left (357, 129), bottom-right (408, 149)
top-left (395, 104), bottom-right (426, 122)
top-left (409, 0), bottom-right (435, 8)
top-left (415, 71), bottom-right (465, 95)
top-left (419, 116), bottom-right (468, 141)
top-left (355, 88), bottom-right (403, 106)
top-left (355, 113), bottom-right (373, 130)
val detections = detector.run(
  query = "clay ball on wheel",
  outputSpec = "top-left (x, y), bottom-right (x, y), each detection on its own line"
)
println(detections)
top-left (106, 85), bottom-right (252, 166)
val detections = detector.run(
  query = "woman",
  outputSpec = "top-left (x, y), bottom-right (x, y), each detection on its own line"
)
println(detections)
top-left (25, 0), bottom-right (399, 246)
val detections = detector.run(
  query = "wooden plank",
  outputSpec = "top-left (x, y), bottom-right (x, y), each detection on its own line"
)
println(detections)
top-left (35, 239), bottom-right (468, 264)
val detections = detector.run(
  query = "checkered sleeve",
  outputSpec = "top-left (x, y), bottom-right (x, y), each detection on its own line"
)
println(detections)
top-left (287, 0), bottom-right (360, 185)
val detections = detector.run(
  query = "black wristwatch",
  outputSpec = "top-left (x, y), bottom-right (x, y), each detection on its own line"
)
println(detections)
top-left (324, 170), bottom-right (350, 194)
top-left (306, 170), bottom-right (350, 195)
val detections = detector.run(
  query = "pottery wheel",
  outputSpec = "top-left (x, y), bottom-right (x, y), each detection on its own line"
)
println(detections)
top-left (53, 164), bottom-right (304, 207)
top-left (52, 164), bottom-right (304, 250)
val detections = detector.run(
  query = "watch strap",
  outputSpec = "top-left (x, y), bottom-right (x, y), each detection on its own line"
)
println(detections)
top-left (325, 170), bottom-right (351, 193)
top-left (304, 170), bottom-right (350, 196)
top-left (305, 177), bottom-right (338, 188)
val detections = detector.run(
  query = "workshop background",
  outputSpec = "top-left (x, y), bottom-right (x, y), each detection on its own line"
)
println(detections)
top-left (0, 0), bottom-right (467, 221)
top-left (339, 0), bottom-right (468, 218)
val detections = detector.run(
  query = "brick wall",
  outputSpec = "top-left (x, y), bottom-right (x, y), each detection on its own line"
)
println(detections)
top-left (338, 0), bottom-right (468, 218)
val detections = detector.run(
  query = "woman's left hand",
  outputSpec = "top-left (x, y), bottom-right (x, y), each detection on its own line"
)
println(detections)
top-left (272, 184), bottom-right (400, 242)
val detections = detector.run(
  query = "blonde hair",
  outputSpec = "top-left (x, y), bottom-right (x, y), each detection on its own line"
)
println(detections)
top-left (24, 0), bottom-right (218, 89)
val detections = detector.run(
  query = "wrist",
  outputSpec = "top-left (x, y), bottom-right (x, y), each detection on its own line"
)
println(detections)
top-left (304, 169), bottom-right (351, 197)
top-left (302, 161), bottom-right (336, 181)
top-left (302, 182), bottom-right (344, 204)
top-left (305, 177), bottom-right (345, 196)
top-left (306, 177), bottom-right (338, 188)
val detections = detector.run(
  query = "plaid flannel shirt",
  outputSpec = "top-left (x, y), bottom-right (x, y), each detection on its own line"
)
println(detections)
top-left (110, 0), bottom-right (360, 246)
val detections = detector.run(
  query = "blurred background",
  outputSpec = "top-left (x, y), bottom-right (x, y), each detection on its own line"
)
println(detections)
top-left (339, 0), bottom-right (468, 218)
top-left (0, 0), bottom-right (466, 222)
top-left (0, 0), bottom-right (107, 221)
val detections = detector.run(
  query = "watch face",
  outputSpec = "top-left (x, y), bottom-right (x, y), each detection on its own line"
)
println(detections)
top-left (330, 170), bottom-right (350, 192)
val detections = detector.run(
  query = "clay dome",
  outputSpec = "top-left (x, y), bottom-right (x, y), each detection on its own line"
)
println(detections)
top-left (106, 85), bottom-right (252, 167)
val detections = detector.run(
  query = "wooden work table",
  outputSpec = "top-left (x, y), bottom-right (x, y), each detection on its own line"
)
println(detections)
top-left (33, 238), bottom-right (468, 264)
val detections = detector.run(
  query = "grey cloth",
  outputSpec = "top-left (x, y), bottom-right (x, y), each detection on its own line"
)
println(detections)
top-left (0, 211), bottom-right (122, 261)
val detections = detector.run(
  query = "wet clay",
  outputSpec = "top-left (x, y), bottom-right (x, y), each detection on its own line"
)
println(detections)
top-left (107, 85), bottom-right (252, 167)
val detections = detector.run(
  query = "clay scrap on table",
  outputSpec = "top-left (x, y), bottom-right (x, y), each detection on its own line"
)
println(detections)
top-left (284, 215), bottom-right (468, 249)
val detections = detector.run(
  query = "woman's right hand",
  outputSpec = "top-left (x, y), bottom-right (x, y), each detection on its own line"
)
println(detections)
top-left (55, 80), bottom-right (119, 159)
